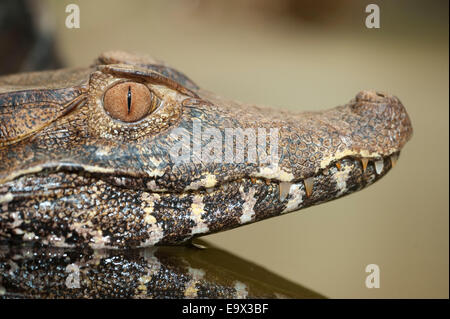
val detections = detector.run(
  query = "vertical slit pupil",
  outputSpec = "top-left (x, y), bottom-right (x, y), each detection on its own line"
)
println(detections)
top-left (127, 86), bottom-right (132, 114)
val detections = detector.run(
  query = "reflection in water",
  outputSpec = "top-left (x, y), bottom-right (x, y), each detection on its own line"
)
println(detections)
top-left (0, 240), bottom-right (324, 298)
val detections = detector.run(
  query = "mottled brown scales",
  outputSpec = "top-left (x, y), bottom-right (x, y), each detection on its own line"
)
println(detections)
top-left (0, 51), bottom-right (413, 248)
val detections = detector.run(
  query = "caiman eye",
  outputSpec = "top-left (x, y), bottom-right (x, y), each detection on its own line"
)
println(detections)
top-left (103, 82), bottom-right (157, 122)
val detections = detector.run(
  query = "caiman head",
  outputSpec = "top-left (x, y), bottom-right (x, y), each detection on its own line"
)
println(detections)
top-left (0, 51), bottom-right (413, 248)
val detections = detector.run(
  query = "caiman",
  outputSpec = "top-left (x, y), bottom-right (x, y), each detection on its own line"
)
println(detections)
top-left (0, 51), bottom-right (413, 248)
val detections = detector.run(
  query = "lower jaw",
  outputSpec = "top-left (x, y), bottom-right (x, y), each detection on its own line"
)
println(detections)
top-left (0, 155), bottom-right (394, 248)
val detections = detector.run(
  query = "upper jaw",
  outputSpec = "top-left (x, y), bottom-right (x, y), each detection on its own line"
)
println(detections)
top-left (132, 89), bottom-right (412, 191)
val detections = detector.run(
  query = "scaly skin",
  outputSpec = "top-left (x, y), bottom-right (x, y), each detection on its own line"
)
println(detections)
top-left (0, 242), bottom-right (325, 299)
top-left (0, 51), bottom-right (413, 248)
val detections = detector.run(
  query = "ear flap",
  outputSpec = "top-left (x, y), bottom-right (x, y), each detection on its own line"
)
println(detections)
top-left (0, 87), bottom-right (85, 147)
top-left (96, 51), bottom-right (199, 91)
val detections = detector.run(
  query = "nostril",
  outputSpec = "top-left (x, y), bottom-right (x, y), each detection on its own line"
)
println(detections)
top-left (351, 90), bottom-right (399, 117)
top-left (355, 90), bottom-right (390, 103)
top-left (347, 90), bottom-right (413, 151)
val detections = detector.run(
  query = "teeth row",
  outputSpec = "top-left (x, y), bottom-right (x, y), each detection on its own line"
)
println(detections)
top-left (334, 154), bottom-right (399, 174)
top-left (278, 154), bottom-right (399, 202)
top-left (278, 177), bottom-right (315, 201)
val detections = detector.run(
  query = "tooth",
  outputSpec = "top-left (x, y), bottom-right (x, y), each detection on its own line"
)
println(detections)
top-left (374, 159), bottom-right (384, 175)
top-left (336, 161), bottom-right (341, 170)
top-left (390, 153), bottom-right (398, 168)
top-left (279, 182), bottom-right (292, 201)
top-left (303, 177), bottom-right (314, 198)
top-left (360, 158), bottom-right (369, 172)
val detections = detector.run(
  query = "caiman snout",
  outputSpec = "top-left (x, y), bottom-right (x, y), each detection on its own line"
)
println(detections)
top-left (234, 89), bottom-right (415, 183)
top-left (348, 89), bottom-right (413, 156)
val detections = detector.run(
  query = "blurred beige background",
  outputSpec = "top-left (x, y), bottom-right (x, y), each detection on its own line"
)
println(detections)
top-left (44, 0), bottom-right (448, 298)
